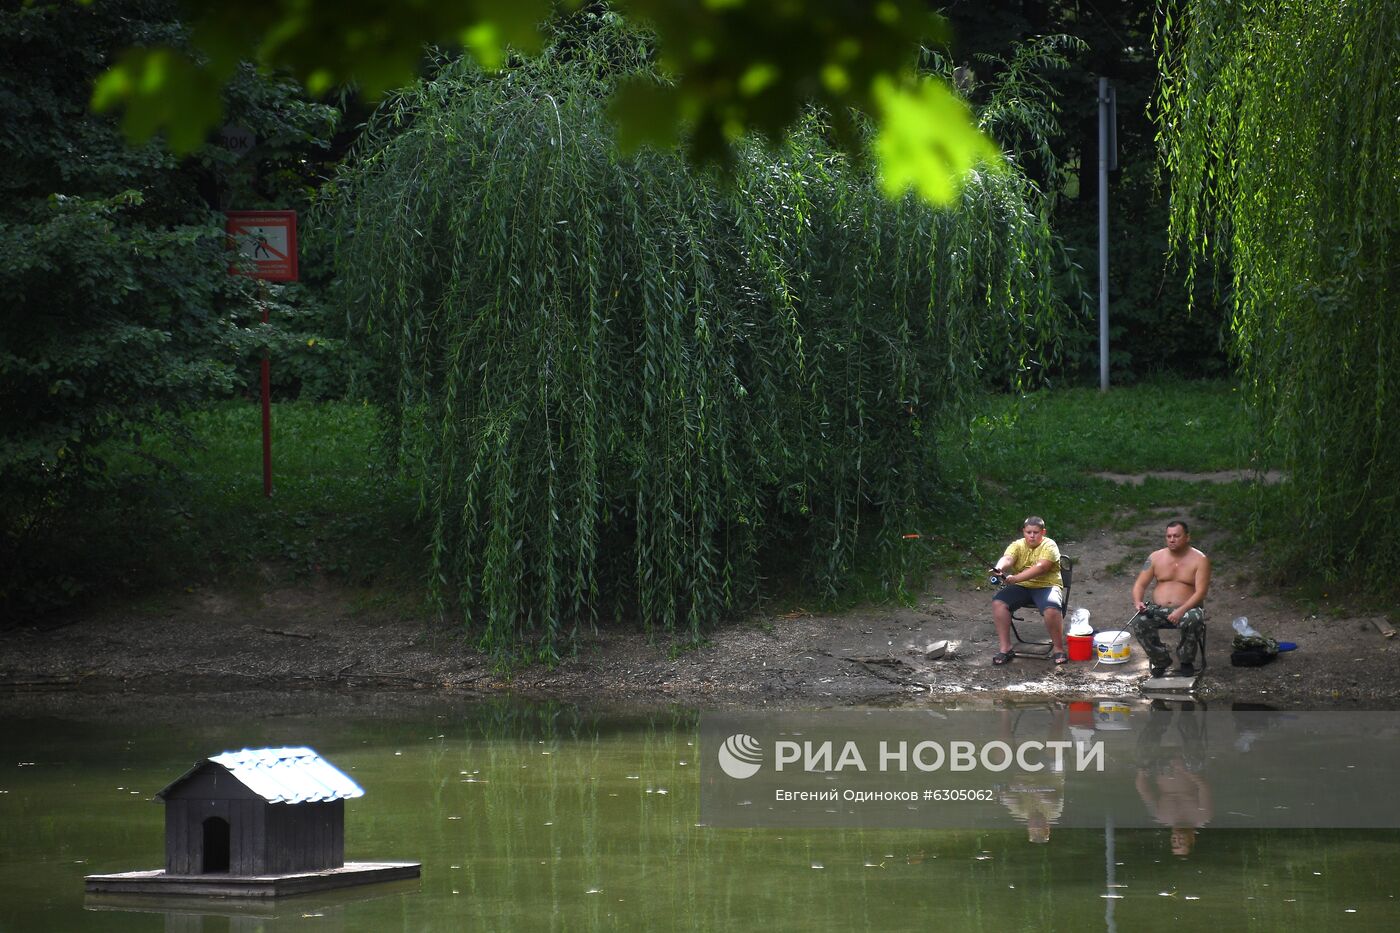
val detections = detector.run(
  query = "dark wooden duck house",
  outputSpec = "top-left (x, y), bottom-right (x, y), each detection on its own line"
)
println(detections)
top-left (85, 747), bottom-right (419, 897)
top-left (160, 746), bottom-right (358, 875)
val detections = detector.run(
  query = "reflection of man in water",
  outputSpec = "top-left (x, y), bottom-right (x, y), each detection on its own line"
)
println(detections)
top-left (998, 707), bottom-right (1067, 844)
top-left (1134, 702), bottom-right (1214, 856)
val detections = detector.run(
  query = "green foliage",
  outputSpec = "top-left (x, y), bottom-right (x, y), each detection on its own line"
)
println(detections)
top-left (944, 1), bottom-right (1231, 384)
top-left (926, 33), bottom-right (1092, 388)
top-left (1053, 179), bottom-right (1229, 382)
top-left (967, 33), bottom-right (1088, 185)
top-left (93, 1), bottom-right (1001, 207)
top-left (324, 30), bottom-right (1067, 658)
top-left (868, 73), bottom-right (1001, 204)
top-left (1157, 0), bottom-right (1400, 575)
top-left (0, 192), bottom-right (239, 608)
top-left (0, 190), bottom-right (237, 608)
top-left (216, 282), bottom-right (376, 402)
top-left (0, 0), bottom-right (342, 611)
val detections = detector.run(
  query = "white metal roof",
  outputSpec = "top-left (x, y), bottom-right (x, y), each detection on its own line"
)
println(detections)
top-left (162, 746), bottom-right (365, 803)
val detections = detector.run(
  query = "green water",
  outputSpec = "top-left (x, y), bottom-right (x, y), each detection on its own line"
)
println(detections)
top-left (1, 694), bottom-right (1396, 932)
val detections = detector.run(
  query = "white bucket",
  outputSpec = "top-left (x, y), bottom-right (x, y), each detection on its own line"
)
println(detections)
top-left (1095, 701), bottom-right (1133, 731)
top-left (1093, 630), bottom-right (1132, 664)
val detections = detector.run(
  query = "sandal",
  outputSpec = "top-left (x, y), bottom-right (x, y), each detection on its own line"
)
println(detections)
top-left (992, 650), bottom-right (1015, 666)
top-left (1051, 651), bottom-right (1068, 665)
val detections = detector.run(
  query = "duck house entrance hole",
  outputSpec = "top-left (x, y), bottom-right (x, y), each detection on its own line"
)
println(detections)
top-left (202, 817), bottom-right (229, 873)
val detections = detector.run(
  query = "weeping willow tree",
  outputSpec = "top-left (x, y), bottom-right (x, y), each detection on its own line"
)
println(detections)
top-left (327, 26), bottom-right (1065, 657)
top-left (1158, 1), bottom-right (1399, 577)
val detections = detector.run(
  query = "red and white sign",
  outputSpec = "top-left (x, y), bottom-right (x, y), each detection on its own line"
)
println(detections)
top-left (225, 210), bottom-right (298, 282)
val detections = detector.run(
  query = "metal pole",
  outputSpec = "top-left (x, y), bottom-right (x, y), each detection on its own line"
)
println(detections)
top-left (259, 279), bottom-right (273, 497)
top-left (1105, 814), bottom-right (1117, 933)
top-left (1098, 77), bottom-right (1111, 392)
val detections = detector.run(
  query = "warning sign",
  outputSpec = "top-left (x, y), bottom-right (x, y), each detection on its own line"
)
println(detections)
top-left (225, 210), bottom-right (298, 282)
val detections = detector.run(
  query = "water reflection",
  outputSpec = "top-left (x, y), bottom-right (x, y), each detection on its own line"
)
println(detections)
top-left (86, 879), bottom-right (421, 933)
top-left (1134, 700), bottom-right (1213, 856)
top-left (996, 706), bottom-right (1067, 844)
top-left (0, 693), bottom-right (1397, 931)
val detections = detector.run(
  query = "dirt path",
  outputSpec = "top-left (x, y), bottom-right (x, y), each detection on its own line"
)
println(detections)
top-left (3, 513), bottom-right (1396, 708)
top-left (1093, 469), bottom-right (1286, 485)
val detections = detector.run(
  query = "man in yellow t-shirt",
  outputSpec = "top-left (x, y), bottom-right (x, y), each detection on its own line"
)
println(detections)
top-left (989, 516), bottom-right (1066, 665)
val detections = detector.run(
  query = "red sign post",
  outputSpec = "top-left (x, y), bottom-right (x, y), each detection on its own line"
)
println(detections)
top-left (225, 211), bottom-right (298, 497)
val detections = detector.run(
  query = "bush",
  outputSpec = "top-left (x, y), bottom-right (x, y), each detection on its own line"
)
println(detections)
top-left (0, 0), bottom-right (342, 611)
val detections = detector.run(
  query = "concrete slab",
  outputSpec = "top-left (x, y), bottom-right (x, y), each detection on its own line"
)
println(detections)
top-left (1140, 673), bottom-right (1201, 697)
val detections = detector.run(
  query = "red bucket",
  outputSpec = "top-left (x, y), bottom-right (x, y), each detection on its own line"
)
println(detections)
top-left (1068, 700), bottom-right (1094, 726)
top-left (1067, 633), bottom-right (1094, 662)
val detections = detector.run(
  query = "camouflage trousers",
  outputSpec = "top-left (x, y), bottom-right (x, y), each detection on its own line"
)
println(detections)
top-left (1129, 603), bottom-right (1206, 669)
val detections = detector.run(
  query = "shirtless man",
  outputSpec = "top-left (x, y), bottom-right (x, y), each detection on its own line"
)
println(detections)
top-left (1130, 520), bottom-right (1211, 677)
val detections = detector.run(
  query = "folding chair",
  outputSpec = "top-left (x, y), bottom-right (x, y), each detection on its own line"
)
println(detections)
top-left (1123, 605), bottom-right (1209, 674)
top-left (1155, 610), bottom-right (1208, 673)
top-left (1009, 555), bottom-right (1074, 660)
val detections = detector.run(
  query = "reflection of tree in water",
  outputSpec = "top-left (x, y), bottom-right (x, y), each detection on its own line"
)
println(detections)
top-left (452, 697), bottom-right (698, 743)
top-left (1134, 701), bottom-right (1214, 857)
top-left (997, 706), bottom-right (1067, 844)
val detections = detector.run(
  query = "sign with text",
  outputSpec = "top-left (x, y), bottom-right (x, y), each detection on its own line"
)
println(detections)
top-left (700, 709), bottom-right (1400, 831)
top-left (225, 210), bottom-right (298, 282)
top-left (216, 124), bottom-right (256, 159)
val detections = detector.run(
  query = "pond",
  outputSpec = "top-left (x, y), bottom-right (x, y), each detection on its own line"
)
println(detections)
top-left (1, 692), bottom-right (1396, 931)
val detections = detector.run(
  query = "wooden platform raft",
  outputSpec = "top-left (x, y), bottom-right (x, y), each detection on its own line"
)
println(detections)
top-left (84, 746), bottom-right (419, 897)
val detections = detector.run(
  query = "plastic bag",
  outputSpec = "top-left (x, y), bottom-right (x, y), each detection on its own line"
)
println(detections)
top-left (1066, 607), bottom-right (1092, 636)
top-left (1231, 616), bottom-right (1260, 638)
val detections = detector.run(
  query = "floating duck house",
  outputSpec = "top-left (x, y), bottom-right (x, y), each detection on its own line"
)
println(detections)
top-left (85, 747), bottom-right (419, 897)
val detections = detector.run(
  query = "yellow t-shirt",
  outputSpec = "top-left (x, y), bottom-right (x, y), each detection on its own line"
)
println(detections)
top-left (1002, 537), bottom-right (1063, 588)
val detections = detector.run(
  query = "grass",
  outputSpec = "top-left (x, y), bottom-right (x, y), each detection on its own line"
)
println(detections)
top-left (891, 377), bottom-right (1270, 594)
top-left (88, 399), bottom-right (426, 605)
top-left (33, 378), bottom-right (1288, 629)
top-left (967, 378), bottom-right (1257, 474)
